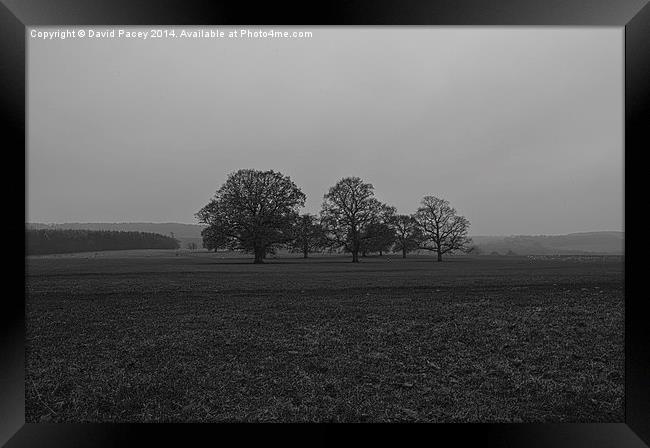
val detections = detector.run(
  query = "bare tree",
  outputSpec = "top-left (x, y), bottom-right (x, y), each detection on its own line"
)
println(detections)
top-left (200, 225), bottom-right (225, 252)
top-left (390, 214), bottom-right (421, 258)
top-left (413, 196), bottom-right (471, 261)
top-left (359, 205), bottom-right (396, 257)
top-left (289, 214), bottom-right (326, 258)
top-left (360, 222), bottom-right (396, 257)
top-left (320, 177), bottom-right (387, 263)
top-left (196, 169), bottom-right (305, 263)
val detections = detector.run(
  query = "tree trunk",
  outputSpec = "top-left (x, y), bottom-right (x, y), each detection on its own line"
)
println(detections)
top-left (437, 250), bottom-right (442, 262)
top-left (379, 250), bottom-right (383, 256)
top-left (402, 248), bottom-right (407, 259)
top-left (253, 246), bottom-right (265, 264)
top-left (303, 249), bottom-right (308, 258)
top-left (352, 237), bottom-right (360, 262)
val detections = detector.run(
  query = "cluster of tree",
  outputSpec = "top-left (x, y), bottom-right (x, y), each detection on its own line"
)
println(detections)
top-left (27, 229), bottom-right (180, 255)
top-left (197, 169), bottom-right (472, 263)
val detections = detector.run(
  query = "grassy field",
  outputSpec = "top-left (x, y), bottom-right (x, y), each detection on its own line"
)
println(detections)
top-left (26, 251), bottom-right (624, 422)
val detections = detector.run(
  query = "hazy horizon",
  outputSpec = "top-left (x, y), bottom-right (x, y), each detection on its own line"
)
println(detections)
top-left (26, 220), bottom-right (624, 238)
top-left (28, 27), bottom-right (623, 235)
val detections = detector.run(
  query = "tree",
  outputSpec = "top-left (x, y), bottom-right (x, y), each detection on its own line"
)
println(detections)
top-left (320, 177), bottom-right (387, 263)
top-left (413, 196), bottom-right (471, 262)
top-left (360, 222), bottom-right (396, 256)
top-left (289, 214), bottom-right (326, 258)
top-left (200, 225), bottom-right (226, 252)
top-left (196, 169), bottom-right (305, 263)
top-left (360, 205), bottom-right (397, 256)
top-left (390, 214), bottom-right (421, 258)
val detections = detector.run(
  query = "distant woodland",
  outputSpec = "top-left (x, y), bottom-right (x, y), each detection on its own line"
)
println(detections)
top-left (26, 229), bottom-right (180, 255)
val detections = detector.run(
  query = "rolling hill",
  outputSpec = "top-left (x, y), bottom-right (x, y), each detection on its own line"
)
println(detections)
top-left (470, 232), bottom-right (624, 255)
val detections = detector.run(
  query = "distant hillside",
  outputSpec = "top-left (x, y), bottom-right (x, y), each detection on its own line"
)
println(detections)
top-left (471, 231), bottom-right (624, 255)
top-left (26, 223), bottom-right (624, 255)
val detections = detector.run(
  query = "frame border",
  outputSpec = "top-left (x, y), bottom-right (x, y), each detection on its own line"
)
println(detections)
top-left (2, 1), bottom-right (648, 446)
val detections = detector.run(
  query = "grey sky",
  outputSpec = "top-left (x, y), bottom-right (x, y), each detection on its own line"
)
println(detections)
top-left (27, 27), bottom-right (623, 235)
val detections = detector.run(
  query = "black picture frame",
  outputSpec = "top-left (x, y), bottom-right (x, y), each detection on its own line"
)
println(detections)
top-left (2, 1), bottom-right (648, 446)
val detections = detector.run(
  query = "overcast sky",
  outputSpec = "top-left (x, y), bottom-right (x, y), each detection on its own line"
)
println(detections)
top-left (27, 27), bottom-right (623, 235)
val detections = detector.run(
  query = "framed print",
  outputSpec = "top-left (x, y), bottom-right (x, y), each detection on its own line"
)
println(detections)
top-left (2, 0), bottom-right (648, 446)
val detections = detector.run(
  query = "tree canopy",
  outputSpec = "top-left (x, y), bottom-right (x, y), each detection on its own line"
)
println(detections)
top-left (289, 213), bottom-right (326, 258)
top-left (196, 169), bottom-right (305, 263)
top-left (360, 222), bottom-right (396, 256)
top-left (320, 177), bottom-right (388, 262)
top-left (390, 214), bottom-right (421, 258)
top-left (358, 205), bottom-right (396, 256)
top-left (413, 196), bottom-right (472, 261)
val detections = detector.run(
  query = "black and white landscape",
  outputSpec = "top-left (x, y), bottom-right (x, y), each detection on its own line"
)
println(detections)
top-left (26, 27), bottom-right (623, 422)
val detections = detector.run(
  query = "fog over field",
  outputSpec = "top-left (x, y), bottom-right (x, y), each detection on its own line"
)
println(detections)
top-left (28, 28), bottom-right (622, 235)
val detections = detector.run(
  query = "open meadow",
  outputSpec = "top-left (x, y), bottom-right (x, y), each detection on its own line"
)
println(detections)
top-left (25, 251), bottom-right (624, 422)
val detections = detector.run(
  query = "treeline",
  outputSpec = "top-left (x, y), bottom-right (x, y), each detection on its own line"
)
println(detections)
top-left (27, 229), bottom-right (180, 255)
top-left (197, 169), bottom-right (474, 263)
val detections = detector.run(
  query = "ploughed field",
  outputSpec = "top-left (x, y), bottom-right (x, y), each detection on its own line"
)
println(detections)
top-left (26, 251), bottom-right (624, 422)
